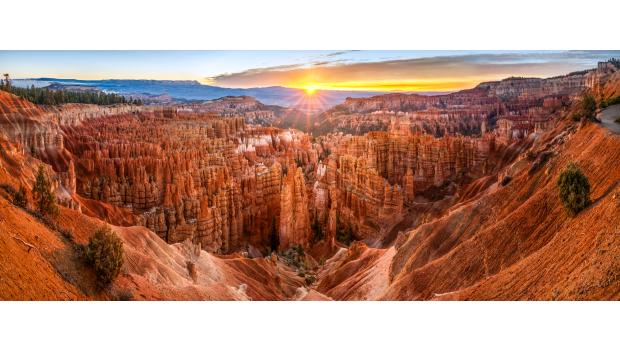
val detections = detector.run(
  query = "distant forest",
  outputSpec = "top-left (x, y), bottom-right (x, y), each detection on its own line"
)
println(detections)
top-left (0, 78), bottom-right (142, 106)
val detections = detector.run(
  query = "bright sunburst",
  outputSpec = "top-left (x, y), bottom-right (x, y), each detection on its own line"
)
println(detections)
top-left (304, 85), bottom-right (318, 95)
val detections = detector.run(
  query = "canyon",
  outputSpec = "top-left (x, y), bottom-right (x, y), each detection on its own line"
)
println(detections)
top-left (1, 60), bottom-right (619, 300)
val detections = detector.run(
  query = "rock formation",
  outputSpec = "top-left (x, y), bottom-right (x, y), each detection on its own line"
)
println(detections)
top-left (279, 167), bottom-right (311, 249)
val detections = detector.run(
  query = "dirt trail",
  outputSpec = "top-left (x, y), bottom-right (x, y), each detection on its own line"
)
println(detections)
top-left (598, 104), bottom-right (620, 134)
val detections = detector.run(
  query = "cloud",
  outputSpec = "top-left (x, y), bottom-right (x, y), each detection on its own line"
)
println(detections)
top-left (206, 51), bottom-right (619, 91)
top-left (324, 50), bottom-right (357, 57)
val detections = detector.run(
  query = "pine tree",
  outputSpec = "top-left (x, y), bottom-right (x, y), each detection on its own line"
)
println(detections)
top-left (32, 166), bottom-right (59, 217)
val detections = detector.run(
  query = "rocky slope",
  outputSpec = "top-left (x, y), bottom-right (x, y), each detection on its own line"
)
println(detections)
top-left (312, 120), bottom-right (620, 300)
top-left (0, 124), bottom-right (306, 300)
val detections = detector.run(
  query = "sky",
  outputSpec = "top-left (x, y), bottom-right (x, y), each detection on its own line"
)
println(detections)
top-left (1, 50), bottom-right (618, 92)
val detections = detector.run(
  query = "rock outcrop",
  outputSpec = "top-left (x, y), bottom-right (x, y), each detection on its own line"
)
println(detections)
top-left (59, 109), bottom-right (318, 253)
top-left (279, 167), bottom-right (311, 249)
top-left (311, 128), bottom-right (504, 242)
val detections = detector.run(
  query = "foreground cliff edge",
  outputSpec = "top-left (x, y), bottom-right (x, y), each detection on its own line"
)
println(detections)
top-left (1, 62), bottom-right (619, 300)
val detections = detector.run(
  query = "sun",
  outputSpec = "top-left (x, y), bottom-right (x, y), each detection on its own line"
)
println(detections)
top-left (304, 85), bottom-right (319, 95)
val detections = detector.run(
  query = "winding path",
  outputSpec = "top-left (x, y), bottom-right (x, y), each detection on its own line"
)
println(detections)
top-left (598, 104), bottom-right (620, 134)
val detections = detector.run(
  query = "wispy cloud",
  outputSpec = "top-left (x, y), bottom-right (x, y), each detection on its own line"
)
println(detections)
top-left (324, 50), bottom-right (358, 57)
top-left (207, 51), bottom-right (619, 91)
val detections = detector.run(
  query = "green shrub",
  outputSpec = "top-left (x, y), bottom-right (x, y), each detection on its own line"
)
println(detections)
top-left (557, 163), bottom-right (590, 217)
top-left (32, 166), bottom-right (58, 217)
top-left (85, 226), bottom-right (124, 287)
top-left (294, 244), bottom-right (305, 257)
top-left (12, 186), bottom-right (27, 208)
top-left (571, 93), bottom-right (597, 122)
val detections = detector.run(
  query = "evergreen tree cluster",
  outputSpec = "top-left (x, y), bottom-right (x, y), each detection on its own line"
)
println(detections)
top-left (0, 81), bottom-right (142, 106)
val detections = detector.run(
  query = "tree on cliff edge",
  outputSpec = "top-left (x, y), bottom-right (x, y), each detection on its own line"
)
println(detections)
top-left (32, 166), bottom-right (59, 217)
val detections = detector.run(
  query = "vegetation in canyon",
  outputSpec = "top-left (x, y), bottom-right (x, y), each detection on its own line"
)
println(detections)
top-left (85, 227), bottom-right (125, 287)
top-left (557, 163), bottom-right (591, 217)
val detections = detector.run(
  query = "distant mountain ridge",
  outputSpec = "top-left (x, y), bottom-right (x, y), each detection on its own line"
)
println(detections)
top-left (13, 78), bottom-right (392, 109)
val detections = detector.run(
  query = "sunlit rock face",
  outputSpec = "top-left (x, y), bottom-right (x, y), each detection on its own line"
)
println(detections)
top-left (60, 107), bottom-right (316, 254)
top-left (311, 128), bottom-right (503, 242)
top-left (279, 166), bottom-right (311, 250)
top-left (176, 96), bottom-right (278, 125)
top-left (314, 67), bottom-right (617, 139)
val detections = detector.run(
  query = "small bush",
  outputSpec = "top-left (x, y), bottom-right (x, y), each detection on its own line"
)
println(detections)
top-left (294, 245), bottom-right (305, 257)
top-left (85, 226), bottom-right (124, 287)
top-left (59, 228), bottom-right (75, 243)
top-left (12, 186), bottom-right (27, 208)
top-left (557, 163), bottom-right (590, 217)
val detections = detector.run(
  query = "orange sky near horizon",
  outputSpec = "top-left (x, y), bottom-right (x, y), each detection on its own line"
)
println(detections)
top-left (205, 54), bottom-right (608, 93)
top-left (285, 79), bottom-right (479, 92)
top-left (3, 51), bottom-right (618, 93)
